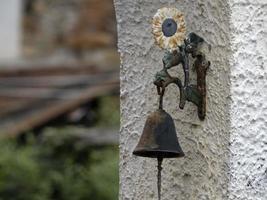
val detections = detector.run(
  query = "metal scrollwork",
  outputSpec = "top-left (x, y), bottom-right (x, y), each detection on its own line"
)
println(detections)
top-left (153, 32), bottom-right (210, 120)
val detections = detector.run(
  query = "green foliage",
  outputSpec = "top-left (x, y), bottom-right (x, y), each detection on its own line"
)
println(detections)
top-left (0, 132), bottom-right (119, 200)
top-left (96, 96), bottom-right (120, 127)
top-left (0, 139), bottom-right (50, 200)
top-left (88, 149), bottom-right (119, 200)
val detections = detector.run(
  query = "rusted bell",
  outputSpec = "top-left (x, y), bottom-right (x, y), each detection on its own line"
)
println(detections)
top-left (133, 109), bottom-right (184, 158)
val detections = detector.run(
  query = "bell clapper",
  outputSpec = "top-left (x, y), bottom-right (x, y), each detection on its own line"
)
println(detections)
top-left (157, 157), bottom-right (163, 200)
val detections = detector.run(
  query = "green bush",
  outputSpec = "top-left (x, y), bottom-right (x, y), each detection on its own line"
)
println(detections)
top-left (0, 132), bottom-right (118, 200)
top-left (96, 96), bottom-right (120, 127)
top-left (0, 139), bottom-right (50, 200)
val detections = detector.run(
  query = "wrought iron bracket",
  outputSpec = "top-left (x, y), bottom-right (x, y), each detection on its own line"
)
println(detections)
top-left (153, 32), bottom-right (210, 120)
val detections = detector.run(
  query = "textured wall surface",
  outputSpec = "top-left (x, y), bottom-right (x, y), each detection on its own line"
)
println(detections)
top-left (116, 0), bottom-right (267, 199)
top-left (228, 0), bottom-right (267, 199)
top-left (115, 0), bottom-right (232, 199)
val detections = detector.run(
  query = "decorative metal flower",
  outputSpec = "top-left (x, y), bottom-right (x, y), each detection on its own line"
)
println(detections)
top-left (152, 7), bottom-right (186, 51)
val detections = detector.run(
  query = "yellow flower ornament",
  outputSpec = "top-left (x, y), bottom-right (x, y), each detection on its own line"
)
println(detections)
top-left (152, 7), bottom-right (186, 51)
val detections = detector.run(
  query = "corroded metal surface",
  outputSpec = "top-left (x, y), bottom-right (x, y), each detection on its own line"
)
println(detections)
top-left (133, 109), bottom-right (184, 158)
top-left (154, 32), bottom-right (210, 120)
top-left (194, 54), bottom-right (210, 120)
top-left (157, 157), bottom-right (163, 200)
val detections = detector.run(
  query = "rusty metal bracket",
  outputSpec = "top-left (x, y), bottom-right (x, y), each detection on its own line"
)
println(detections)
top-left (153, 32), bottom-right (210, 120)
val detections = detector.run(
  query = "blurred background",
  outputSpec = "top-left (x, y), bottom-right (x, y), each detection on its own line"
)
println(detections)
top-left (0, 0), bottom-right (119, 199)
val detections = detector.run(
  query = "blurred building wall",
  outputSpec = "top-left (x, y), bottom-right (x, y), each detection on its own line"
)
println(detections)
top-left (0, 0), bottom-right (22, 61)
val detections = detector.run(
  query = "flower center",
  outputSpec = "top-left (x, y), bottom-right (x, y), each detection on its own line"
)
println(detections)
top-left (162, 18), bottom-right (177, 37)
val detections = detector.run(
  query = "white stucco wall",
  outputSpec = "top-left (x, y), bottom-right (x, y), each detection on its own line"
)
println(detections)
top-left (228, 0), bottom-right (267, 199)
top-left (115, 0), bottom-right (266, 199)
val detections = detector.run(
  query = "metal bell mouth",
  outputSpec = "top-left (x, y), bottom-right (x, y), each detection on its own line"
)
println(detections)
top-left (133, 109), bottom-right (184, 158)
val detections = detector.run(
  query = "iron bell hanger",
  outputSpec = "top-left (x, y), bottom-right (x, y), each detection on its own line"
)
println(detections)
top-left (133, 7), bottom-right (210, 200)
